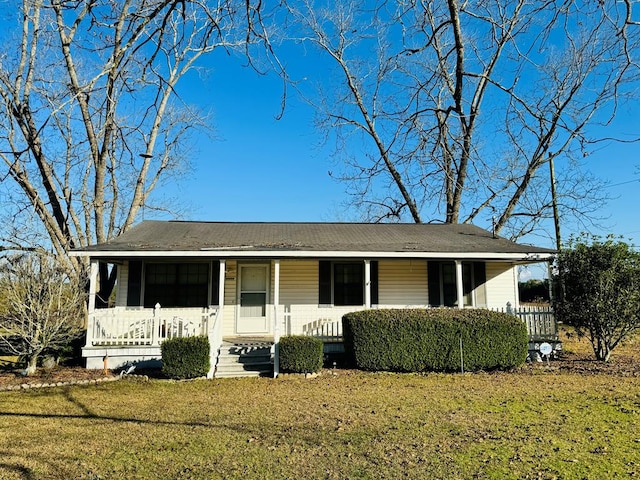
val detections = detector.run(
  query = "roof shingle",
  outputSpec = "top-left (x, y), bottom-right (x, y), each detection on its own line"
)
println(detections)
top-left (72, 221), bottom-right (555, 258)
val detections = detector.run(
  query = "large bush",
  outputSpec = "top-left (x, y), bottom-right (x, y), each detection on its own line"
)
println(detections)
top-left (279, 335), bottom-right (323, 373)
top-left (554, 235), bottom-right (640, 361)
top-left (342, 309), bottom-right (528, 372)
top-left (161, 335), bottom-right (210, 379)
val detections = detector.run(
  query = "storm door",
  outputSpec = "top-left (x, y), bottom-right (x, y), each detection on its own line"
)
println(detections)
top-left (236, 264), bottom-right (269, 334)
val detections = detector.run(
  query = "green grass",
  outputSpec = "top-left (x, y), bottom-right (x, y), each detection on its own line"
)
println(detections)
top-left (0, 370), bottom-right (639, 479)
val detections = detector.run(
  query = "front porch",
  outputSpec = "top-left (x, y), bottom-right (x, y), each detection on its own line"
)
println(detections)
top-left (84, 303), bottom-right (559, 374)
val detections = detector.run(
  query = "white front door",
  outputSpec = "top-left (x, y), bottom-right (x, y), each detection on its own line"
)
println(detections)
top-left (236, 264), bottom-right (269, 334)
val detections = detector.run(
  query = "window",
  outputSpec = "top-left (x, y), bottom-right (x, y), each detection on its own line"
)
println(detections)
top-left (428, 261), bottom-right (486, 307)
top-left (319, 261), bottom-right (378, 306)
top-left (143, 262), bottom-right (209, 308)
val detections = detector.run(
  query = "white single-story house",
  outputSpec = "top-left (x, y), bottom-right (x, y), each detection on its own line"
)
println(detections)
top-left (70, 221), bottom-right (556, 377)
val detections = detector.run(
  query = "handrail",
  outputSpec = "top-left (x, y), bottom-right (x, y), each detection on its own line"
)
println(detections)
top-left (207, 307), bottom-right (223, 378)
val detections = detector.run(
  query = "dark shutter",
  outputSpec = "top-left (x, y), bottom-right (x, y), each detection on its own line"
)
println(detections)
top-left (474, 261), bottom-right (486, 286)
top-left (127, 260), bottom-right (142, 307)
top-left (427, 261), bottom-right (441, 306)
top-left (370, 260), bottom-right (379, 305)
top-left (319, 260), bottom-right (332, 304)
top-left (210, 260), bottom-right (220, 306)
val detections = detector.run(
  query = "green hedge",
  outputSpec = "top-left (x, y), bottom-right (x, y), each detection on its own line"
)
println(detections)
top-left (161, 335), bottom-right (210, 379)
top-left (342, 309), bottom-right (528, 372)
top-left (279, 335), bottom-right (323, 374)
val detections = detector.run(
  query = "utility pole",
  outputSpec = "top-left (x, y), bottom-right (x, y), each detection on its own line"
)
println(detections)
top-left (549, 153), bottom-right (561, 251)
top-left (549, 153), bottom-right (562, 305)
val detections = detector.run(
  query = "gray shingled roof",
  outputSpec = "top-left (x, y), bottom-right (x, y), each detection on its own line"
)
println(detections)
top-left (72, 221), bottom-right (555, 258)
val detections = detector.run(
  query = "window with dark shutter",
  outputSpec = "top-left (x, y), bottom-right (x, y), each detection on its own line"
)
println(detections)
top-left (143, 262), bottom-right (209, 308)
top-left (428, 261), bottom-right (486, 307)
top-left (319, 260), bottom-right (373, 306)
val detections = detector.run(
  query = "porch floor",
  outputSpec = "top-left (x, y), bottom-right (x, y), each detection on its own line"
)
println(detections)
top-left (222, 336), bottom-right (274, 347)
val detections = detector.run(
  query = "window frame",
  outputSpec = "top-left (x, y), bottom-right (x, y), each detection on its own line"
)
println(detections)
top-left (318, 260), bottom-right (378, 307)
top-left (428, 261), bottom-right (486, 308)
top-left (125, 260), bottom-right (220, 309)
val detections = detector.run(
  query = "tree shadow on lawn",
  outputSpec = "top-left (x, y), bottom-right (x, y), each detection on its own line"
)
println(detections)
top-left (0, 387), bottom-right (219, 429)
top-left (0, 459), bottom-right (36, 480)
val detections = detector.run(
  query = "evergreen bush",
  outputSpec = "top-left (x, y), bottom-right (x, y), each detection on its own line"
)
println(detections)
top-left (161, 335), bottom-right (210, 379)
top-left (279, 335), bottom-right (323, 373)
top-left (342, 309), bottom-right (527, 372)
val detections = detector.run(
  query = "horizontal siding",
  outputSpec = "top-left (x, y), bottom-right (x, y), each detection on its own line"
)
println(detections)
top-left (115, 262), bottom-right (128, 307)
top-left (279, 260), bottom-right (318, 305)
top-left (485, 263), bottom-right (517, 309)
top-left (222, 260), bottom-right (237, 337)
top-left (378, 260), bottom-right (427, 307)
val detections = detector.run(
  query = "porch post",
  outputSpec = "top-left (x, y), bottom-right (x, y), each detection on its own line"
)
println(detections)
top-left (364, 259), bottom-right (371, 308)
top-left (455, 260), bottom-right (464, 309)
top-left (85, 259), bottom-right (99, 347)
top-left (218, 259), bottom-right (226, 314)
top-left (273, 259), bottom-right (280, 378)
top-left (207, 259), bottom-right (226, 379)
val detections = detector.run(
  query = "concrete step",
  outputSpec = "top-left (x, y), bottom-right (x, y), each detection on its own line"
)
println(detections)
top-left (213, 343), bottom-right (273, 378)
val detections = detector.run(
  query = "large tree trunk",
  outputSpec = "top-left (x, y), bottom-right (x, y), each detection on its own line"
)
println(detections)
top-left (24, 352), bottom-right (41, 376)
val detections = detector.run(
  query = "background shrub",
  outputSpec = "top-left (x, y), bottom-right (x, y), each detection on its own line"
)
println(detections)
top-left (279, 335), bottom-right (323, 373)
top-left (342, 309), bottom-right (528, 372)
top-left (161, 335), bottom-right (210, 379)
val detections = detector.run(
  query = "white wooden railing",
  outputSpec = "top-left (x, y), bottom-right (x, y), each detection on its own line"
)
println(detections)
top-left (301, 318), bottom-right (343, 342)
top-left (284, 303), bottom-right (557, 344)
top-left (505, 303), bottom-right (558, 341)
top-left (87, 304), bottom-right (210, 347)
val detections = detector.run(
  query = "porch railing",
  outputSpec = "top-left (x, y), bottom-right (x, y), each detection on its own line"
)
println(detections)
top-left (504, 303), bottom-right (558, 342)
top-left (292, 304), bottom-right (558, 344)
top-left (301, 318), bottom-right (343, 342)
top-left (87, 304), bottom-right (210, 347)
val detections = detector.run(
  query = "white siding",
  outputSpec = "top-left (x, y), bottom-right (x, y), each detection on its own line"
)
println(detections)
top-left (378, 260), bottom-right (427, 307)
top-left (279, 260), bottom-right (318, 306)
top-left (221, 260), bottom-right (238, 337)
top-left (115, 262), bottom-right (128, 307)
top-left (485, 263), bottom-right (518, 309)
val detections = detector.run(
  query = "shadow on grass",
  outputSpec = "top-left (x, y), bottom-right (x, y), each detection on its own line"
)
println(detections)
top-left (0, 461), bottom-right (35, 480)
top-left (0, 387), bottom-right (223, 429)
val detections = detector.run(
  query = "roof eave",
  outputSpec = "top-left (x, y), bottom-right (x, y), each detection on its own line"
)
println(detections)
top-left (69, 249), bottom-right (554, 262)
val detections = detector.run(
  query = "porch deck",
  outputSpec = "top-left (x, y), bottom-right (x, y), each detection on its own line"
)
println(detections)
top-left (84, 304), bottom-right (558, 371)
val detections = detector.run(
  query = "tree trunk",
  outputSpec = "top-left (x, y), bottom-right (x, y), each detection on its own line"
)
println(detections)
top-left (24, 354), bottom-right (39, 376)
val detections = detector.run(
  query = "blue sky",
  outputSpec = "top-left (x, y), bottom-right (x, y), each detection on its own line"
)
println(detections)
top-left (167, 48), bottom-right (640, 255)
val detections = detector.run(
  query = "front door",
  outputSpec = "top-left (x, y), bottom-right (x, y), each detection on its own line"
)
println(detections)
top-left (236, 264), bottom-right (269, 334)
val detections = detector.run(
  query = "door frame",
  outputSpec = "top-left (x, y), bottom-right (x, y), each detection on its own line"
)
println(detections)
top-left (235, 262), bottom-right (270, 335)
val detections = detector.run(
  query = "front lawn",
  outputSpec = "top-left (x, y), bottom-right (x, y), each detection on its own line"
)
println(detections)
top-left (1, 329), bottom-right (639, 479)
top-left (1, 367), bottom-right (639, 479)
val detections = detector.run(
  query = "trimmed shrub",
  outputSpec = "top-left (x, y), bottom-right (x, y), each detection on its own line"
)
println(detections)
top-left (161, 335), bottom-right (210, 379)
top-left (279, 335), bottom-right (323, 373)
top-left (342, 309), bottom-right (528, 372)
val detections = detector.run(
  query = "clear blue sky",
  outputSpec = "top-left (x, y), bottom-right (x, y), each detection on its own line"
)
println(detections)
top-left (166, 49), bottom-right (640, 254)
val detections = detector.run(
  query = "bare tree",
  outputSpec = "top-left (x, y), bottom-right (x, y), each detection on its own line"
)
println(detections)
top-left (0, 0), bottom-right (272, 302)
top-left (0, 253), bottom-right (84, 375)
top-left (284, 0), bottom-right (640, 239)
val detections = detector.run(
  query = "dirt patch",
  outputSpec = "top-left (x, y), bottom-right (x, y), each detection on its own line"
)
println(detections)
top-left (522, 326), bottom-right (640, 376)
top-left (0, 366), bottom-right (116, 387)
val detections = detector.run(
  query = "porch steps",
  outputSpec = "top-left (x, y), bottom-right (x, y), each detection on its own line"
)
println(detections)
top-left (214, 342), bottom-right (273, 378)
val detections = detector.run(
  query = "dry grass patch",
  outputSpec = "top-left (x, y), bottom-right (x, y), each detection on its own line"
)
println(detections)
top-left (0, 328), bottom-right (638, 479)
top-left (0, 370), bottom-right (639, 479)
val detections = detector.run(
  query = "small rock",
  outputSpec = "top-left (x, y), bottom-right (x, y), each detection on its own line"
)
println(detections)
top-left (42, 356), bottom-right (57, 369)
